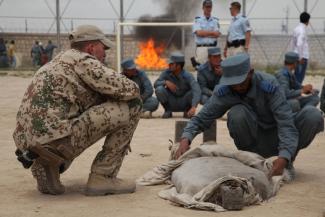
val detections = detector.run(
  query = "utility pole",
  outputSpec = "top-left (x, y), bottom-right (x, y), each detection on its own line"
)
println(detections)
top-left (56, 0), bottom-right (61, 51)
top-left (285, 6), bottom-right (289, 34)
top-left (242, 0), bottom-right (246, 16)
top-left (304, 0), bottom-right (308, 12)
top-left (120, 0), bottom-right (124, 60)
top-left (25, 19), bottom-right (28, 33)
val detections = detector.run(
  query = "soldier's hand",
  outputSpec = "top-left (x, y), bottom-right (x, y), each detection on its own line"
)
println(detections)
top-left (302, 84), bottom-right (313, 94)
top-left (165, 80), bottom-right (177, 92)
top-left (175, 138), bottom-right (190, 159)
top-left (187, 106), bottom-right (196, 118)
top-left (299, 58), bottom-right (306, 64)
top-left (269, 157), bottom-right (288, 178)
top-left (214, 64), bottom-right (222, 76)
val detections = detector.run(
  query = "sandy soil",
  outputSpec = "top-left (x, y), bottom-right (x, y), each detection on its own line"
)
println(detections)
top-left (0, 74), bottom-right (324, 217)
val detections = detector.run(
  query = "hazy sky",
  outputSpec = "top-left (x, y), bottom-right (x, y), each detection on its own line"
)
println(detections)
top-left (0, 0), bottom-right (324, 34)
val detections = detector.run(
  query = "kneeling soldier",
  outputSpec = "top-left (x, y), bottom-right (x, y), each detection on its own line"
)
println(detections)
top-left (13, 25), bottom-right (142, 196)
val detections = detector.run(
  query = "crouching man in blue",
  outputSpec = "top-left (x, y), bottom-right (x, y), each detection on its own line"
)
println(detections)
top-left (121, 58), bottom-right (159, 117)
top-left (154, 52), bottom-right (201, 118)
top-left (176, 53), bottom-right (324, 180)
top-left (275, 51), bottom-right (319, 113)
top-left (197, 47), bottom-right (222, 104)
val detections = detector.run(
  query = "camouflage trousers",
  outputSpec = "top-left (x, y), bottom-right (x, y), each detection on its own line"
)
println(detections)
top-left (51, 98), bottom-right (142, 177)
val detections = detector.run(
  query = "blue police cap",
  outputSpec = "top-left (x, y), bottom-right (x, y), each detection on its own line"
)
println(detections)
top-left (203, 0), bottom-right (212, 6)
top-left (285, 51), bottom-right (299, 64)
top-left (168, 52), bottom-right (185, 64)
top-left (208, 47), bottom-right (221, 56)
top-left (121, 58), bottom-right (136, 69)
top-left (220, 53), bottom-right (250, 86)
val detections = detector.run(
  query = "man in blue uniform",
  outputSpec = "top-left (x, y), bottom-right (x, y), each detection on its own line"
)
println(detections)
top-left (275, 51), bottom-right (319, 112)
top-left (224, 2), bottom-right (251, 57)
top-left (176, 53), bottom-right (324, 180)
top-left (121, 58), bottom-right (159, 117)
top-left (192, 0), bottom-right (221, 65)
top-left (154, 52), bottom-right (201, 119)
top-left (197, 47), bottom-right (222, 104)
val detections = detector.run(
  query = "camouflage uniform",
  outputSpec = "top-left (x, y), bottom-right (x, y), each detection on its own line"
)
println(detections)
top-left (13, 49), bottom-right (142, 177)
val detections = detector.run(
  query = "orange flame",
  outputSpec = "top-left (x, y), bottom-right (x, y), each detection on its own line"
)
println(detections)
top-left (135, 38), bottom-right (168, 70)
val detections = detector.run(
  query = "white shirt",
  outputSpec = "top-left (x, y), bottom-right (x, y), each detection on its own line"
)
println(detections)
top-left (291, 23), bottom-right (309, 59)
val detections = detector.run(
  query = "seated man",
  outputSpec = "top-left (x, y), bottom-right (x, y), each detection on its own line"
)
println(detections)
top-left (197, 47), bottom-right (222, 104)
top-left (275, 51), bottom-right (319, 112)
top-left (176, 53), bottom-right (324, 180)
top-left (13, 25), bottom-right (142, 196)
top-left (321, 78), bottom-right (325, 113)
top-left (121, 58), bottom-right (159, 117)
top-left (154, 52), bottom-right (201, 119)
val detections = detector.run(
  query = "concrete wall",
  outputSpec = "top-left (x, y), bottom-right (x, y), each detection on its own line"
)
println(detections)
top-left (1, 32), bottom-right (325, 69)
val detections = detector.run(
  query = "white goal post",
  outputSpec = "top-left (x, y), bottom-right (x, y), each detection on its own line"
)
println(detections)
top-left (116, 21), bottom-right (230, 73)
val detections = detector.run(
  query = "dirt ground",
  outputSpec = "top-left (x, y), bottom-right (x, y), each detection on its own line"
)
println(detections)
top-left (0, 73), bottom-right (325, 217)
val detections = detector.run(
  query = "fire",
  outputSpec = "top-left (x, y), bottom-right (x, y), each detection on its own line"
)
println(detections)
top-left (135, 38), bottom-right (168, 70)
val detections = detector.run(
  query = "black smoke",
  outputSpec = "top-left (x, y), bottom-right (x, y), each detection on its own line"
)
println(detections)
top-left (134, 0), bottom-right (201, 49)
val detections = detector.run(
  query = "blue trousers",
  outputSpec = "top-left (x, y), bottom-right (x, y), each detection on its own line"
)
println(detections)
top-left (227, 104), bottom-right (324, 160)
top-left (155, 86), bottom-right (192, 112)
top-left (143, 96), bottom-right (159, 112)
top-left (295, 58), bottom-right (308, 84)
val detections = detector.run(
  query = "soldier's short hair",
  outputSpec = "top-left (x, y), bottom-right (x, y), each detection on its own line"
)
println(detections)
top-left (231, 2), bottom-right (241, 11)
top-left (70, 40), bottom-right (101, 50)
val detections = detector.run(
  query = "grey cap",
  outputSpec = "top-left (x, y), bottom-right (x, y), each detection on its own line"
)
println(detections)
top-left (69, 25), bottom-right (114, 49)
top-left (285, 51), bottom-right (299, 64)
top-left (121, 58), bottom-right (136, 70)
top-left (220, 53), bottom-right (250, 86)
top-left (208, 47), bottom-right (221, 56)
top-left (203, 0), bottom-right (212, 6)
top-left (168, 52), bottom-right (185, 64)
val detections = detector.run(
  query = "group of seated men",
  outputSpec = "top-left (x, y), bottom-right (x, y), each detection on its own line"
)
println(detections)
top-left (121, 47), bottom-right (223, 119)
top-left (121, 47), bottom-right (322, 119)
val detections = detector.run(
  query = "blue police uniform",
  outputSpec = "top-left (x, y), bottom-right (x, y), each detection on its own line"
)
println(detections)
top-left (182, 71), bottom-right (324, 162)
top-left (197, 61), bottom-right (221, 104)
top-left (227, 14), bottom-right (251, 43)
top-left (128, 70), bottom-right (159, 112)
top-left (321, 78), bottom-right (325, 113)
top-left (275, 67), bottom-right (319, 112)
top-left (193, 15), bottom-right (220, 45)
top-left (154, 69), bottom-right (201, 112)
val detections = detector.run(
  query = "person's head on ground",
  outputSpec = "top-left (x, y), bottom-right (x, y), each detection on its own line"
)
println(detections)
top-left (48, 40), bottom-right (52, 44)
top-left (69, 25), bottom-right (114, 63)
top-left (229, 1), bottom-right (241, 17)
top-left (0, 38), bottom-right (4, 44)
top-left (35, 40), bottom-right (39, 45)
top-left (208, 47), bottom-right (222, 76)
top-left (300, 12), bottom-right (310, 26)
top-left (121, 58), bottom-right (137, 78)
top-left (202, 0), bottom-right (212, 17)
top-left (10, 40), bottom-right (15, 45)
top-left (284, 51), bottom-right (299, 71)
top-left (220, 53), bottom-right (253, 94)
top-left (168, 52), bottom-right (185, 75)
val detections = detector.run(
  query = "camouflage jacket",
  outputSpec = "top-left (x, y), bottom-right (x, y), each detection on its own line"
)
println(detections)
top-left (13, 49), bottom-right (140, 150)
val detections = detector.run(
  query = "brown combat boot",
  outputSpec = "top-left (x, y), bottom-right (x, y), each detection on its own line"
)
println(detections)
top-left (31, 159), bottom-right (65, 195)
top-left (85, 173), bottom-right (136, 196)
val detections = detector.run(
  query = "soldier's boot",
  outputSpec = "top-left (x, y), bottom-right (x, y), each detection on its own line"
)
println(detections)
top-left (161, 103), bottom-right (172, 118)
top-left (29, 144), bottom-right (73, 195)
top-left (31, 159), bottom-right (65, 195)
top-left (85, 173), bottom-right (136, 196)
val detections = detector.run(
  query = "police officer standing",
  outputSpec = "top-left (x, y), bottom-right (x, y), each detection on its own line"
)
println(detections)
top-left (154, 52), bottom-right (201, 119)
top-left (193, 0), bottom-right (221, 65)
top-left (121, 58), bottom-right (159, 117)
top-left (176, 53), bottom-right (324, 180)
top-left (224, 2), bottom-right (251, 58)
top-left (275, 51), bottom-right (319, 112)
top-left (197, 47), bottom-right (222, 104)
top-left (13, 25), bottom-right (142, 196)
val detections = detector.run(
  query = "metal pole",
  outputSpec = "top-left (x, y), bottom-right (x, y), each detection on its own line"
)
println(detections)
top-left (120, 0), bottom-right (124, 61)
top-left (56, 0), bottom-right (61, 51)
top-left (304, 0), bottom-right (308, 12)
top-left (25, 19), bottom-right (28, 33)
top-left (181, 27), bottom-right (185, 52)
top-left (117, 23), bottom-right (121, 73)
top-left (242, 0), bottom-right (246, 16)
